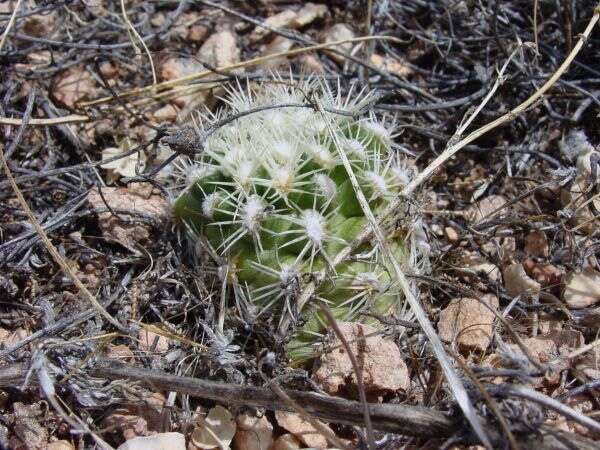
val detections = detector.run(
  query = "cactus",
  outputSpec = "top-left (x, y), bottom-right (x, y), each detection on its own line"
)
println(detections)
top-left (172, 78), bottom-right (426, 362)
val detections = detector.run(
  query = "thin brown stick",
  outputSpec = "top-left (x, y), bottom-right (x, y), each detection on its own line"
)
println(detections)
top-left (91, 360), bottom-right (458, 438)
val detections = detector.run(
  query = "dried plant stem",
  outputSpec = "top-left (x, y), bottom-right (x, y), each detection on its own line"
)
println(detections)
top-left (0, 114), bottom-right (90, 126)
top-left (0, 0), bottom-right (23, 52)
top-left (120, 0), bottom-right (157, 86)
top-left (79, 35), bottom-right (406, 108)
top-left (403, 4), bottom-right (600, 196)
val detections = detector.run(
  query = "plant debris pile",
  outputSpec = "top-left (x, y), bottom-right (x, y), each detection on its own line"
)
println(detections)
top-left (0, 1), bottom-right (599, 449)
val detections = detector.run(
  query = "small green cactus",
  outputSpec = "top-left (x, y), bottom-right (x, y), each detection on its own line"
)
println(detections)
top-left (172, 78), bottom-right (426, 362)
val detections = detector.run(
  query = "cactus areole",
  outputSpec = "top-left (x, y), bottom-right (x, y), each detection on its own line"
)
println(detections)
top-left (173, 78), bottom-right (426, 362)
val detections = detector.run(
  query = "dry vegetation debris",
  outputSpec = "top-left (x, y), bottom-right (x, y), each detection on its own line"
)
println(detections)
top-left (1, 0), bottom-right (600, 449)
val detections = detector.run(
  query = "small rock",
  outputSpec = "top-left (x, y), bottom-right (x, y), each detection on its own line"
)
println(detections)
top-left (198, 31), bottom-right (240, 69)
top-left (292, 3), bottom-right (328, 28)
top-left (53, 67), bottom-right (97, 108)
top-left (87, 185), bottom-right (169, 251)
top-left (191, 405), bottom-right (236, 449)
top-left (563, 269), bottom-right (600, 309)
top-left (233, 414), bottom-right (273, 450)
top-left (188, 23), bottom-right (210, 43)
top-left (467, 195), bottom-right (507, 222)
top-left (370, 54), bottom-right (413, 78)
top-left (463, 252), bottom-right (501, 283)
top-left (104, 411), bottom-right (149, 440)
top-left (525, 230), bottom-right (549, 257)
top-left (261, 36), bottom-right (295, 69)
top-left (438, 295), bottom-right (498, 353)
top-left (322, 24), bottom-right (355, 64)
top-left (99, 61), bottom-right (119, 79)
top-left (503, 263), bottom-right (541, 299)
top-left (510, 330), bottom-right (584, 366)
top-left (160, 57), bottom-right (205, 81)
top-left (275, 411), bottom-right (330, 450)
top-left (522, 260), bottom-right (564, 287)
top-left (298, 54), bottom-right (324, 73)
top-left (444, 226), bottom-right (459, 242)
top-left (117, 432), bottom-right (185, 450)
top-left (27, 51), bottom-right (52, 66)
top-left (47, 441), bottom-right (75, 450)
top-left (312, 322), bottom-right (409, 398)
top-left (250, 10), bottom-right (298, 42)
top-left (106, 344), bottom-right (135, 362)
top-left (153, 104), bottom-right (178, 123)
top-left (138, 328), bottom-right (170, 354)
top-left (270, 433), bottom-right (301, 450)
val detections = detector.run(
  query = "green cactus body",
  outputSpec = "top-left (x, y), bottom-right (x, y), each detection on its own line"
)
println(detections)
top-left (173, 79), bottom-right (421, 362)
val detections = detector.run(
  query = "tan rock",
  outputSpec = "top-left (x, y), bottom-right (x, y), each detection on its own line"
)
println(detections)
top-left (262, 36), bottom-right (295, 69)
top-left (438, 295), bottom-right (498, 353)
top-left (510, 330), bottom-right (585, 370)
top-left (525, 230), bottom-right (549, 257)
top-left (322, 24), bottom-right (355, 63)
top-left (467, 195), bottom-right (506, 222)
top-left (312, 322), bottom-right (409, 398)
top-left (27, 51), bottom-right (52, 66)
top-left (160, 57), bottom-right (204, 81)
top-left (153, 104), bottom-right (178, 123)
top-left (47, 441), bottom-right (75, 450)
top-left (87, 185), bottom-right (169, 251)
top-left (292, 3), bottom-right (328, 28)
top-left (370, 54), bottom-right (413, 78)
top-left (188, 24), bottom-right (209, 42)
top-left (250, 10), bottom-right (297, 42)
top-left (53, 67), bottom-right (97, 108)
top-left (191, 405), bottom-right (236, 449)
top-left (99, 61), bottom-right (119, 79)
top-left (523, 260), bottom-right (564, 287)
top-left (502, 263), bottom-right (541, 299)
top-left (462, 252), bottom-right (501, 283)
top-left (117, 432), bottom-right (185, 450)
top-left (444, 226), bottom-right (459, 242)
top-left (298, 54), bottom-right (324, 74)
top-left (198, 31), bottom-right (240, 69)
top-left (270, 433), bottom-right (301, 450)
top-left (563, 269), bottom-right (600, 309)
top-left (275, 411), bottom-right (330, 450)
top-left (104, 411), bottom-right (149, 440)
top-left (233, 414), bottom-right (273, 450)
top-left (106, 344), bottom-right (135, 362)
